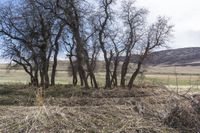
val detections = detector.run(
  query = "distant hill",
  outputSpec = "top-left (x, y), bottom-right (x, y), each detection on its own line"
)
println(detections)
top-left (1, 47), bottom-right (200, 69)
top-left (119, 47), bottom-right (200, 66)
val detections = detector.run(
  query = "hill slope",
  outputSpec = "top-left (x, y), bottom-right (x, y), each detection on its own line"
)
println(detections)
top-left (146, 47), bottom-right (200, 66)
top-left (119, 47), bottom-right (200, 66)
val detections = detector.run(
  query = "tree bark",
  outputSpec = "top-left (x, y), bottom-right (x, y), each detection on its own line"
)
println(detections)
top-left (73, 28), bottom-right (89, 89)
top-left (128, 61), bottom-right (142, 89)
top-left (69, 56), bottom-right (78, 86)
top-left (111, 54), bottom-right (120, 87)
top-left (51, 25), bottom-right (64, 86)
top-left (120, 53), bottom-right (131, 87)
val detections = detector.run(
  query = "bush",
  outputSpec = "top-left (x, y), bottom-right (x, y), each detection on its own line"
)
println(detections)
top-left (165, 105), bottom-right (200, 132)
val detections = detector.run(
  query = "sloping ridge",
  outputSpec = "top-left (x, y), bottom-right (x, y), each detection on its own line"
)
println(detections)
top-left (118, 47), bottom-right (200, 66)
top-left (146, 47), bottom-right (200, 66)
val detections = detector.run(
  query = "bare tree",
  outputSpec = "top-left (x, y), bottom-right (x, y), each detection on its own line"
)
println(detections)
top-left (51, 23), bottom-right (66, 86)
top-left (128, 17), bottom-right (173, 88)
top-left (84, 33), bottom-right (100, 88)
top-left (97, 0), bottom-right (114, 89)
top-left (0, 0), bottom-right (173, 90)
top-left (120, 0), bottom-right (147, 87)
top-left (0, 2), bottom-right (40, 86)
top-left (109, 30), bottom-right (125, 87)
top-left (64, 35), bottom-right (78, 86)
top-left (51, 0), bottom-right (92, 88)
top-left (0, 0), bottom-right (63, 88)
top-left (2, 40), bottom-right (38, 86)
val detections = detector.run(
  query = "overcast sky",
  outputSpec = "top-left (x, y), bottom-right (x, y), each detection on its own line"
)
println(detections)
top-left (134, 0), bottom-right (200, 48)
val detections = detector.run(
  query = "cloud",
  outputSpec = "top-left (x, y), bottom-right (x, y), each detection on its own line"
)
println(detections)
top-left (136, 0), bottom-right (200, 48)
top-left (174, 30), bottom-right (200, 48)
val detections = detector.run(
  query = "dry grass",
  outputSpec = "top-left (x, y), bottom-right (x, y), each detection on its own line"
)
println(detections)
top-left (0, 105), bottom-right (177, 133)
top-left (0, 84), bottom-right (200, 132)
top-left (0, 84), bottom-right (181, 132)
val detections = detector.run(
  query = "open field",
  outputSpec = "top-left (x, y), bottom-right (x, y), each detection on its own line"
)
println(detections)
top-left (1, 63), bottom-right (200, 87)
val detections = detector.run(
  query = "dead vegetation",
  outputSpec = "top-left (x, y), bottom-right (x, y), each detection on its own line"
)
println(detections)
top-left (0, 84), bottom-right (200, 132)
top-left (164, 94), bottom-right (200, 133)
top-left (0, 105), bottom-right (176, 133)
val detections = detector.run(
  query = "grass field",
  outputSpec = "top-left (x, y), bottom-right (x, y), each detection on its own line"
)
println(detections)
top-left (1, 63), bottom-right (200, 97)
top-left (1, 63), bottom-right (200, 87)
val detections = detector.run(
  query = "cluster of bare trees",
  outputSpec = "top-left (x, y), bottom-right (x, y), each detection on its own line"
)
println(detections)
top-left (0, 0), bottom-right (173, 89)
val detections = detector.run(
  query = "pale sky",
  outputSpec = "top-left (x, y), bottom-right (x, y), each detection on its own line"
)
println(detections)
top-left (135, 0), bottom-right (200, 48)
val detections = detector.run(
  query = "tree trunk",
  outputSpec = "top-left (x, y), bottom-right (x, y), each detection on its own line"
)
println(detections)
top-left (51, 45), bottom-right (59, 86)
top-left (100, 47), bottom-right (111, 89)
top-left (111, 54), bottom-right (120, 87)
top-left (34, 68), bottom-right (39, 86)
top-left (73, 29), bottom-right (89, 89)
top-left (120, 54), bottom-right (131, 87)
top-left (69, 57), bottom-right (78, 86)
top-left (43, 54), bottom-right (50, 89)
top-left (105, 59), bottom-right (111, 88)
top-left (32, 56), bottom-right (39, 86)
top-left (40, 50), bottom-right (49, 89)
top-left (45, 66), bottom-right (50, 88)
top-left (84, 49), bottom-right (98, 89)
top-left (40, 69), bottom-right (44, 86)
top-left (128, 61), bottom-right (142, 89)
top-left (90, 72), bottom-right (98, 88)
top-left (51, 25), bottom-right (64, 86)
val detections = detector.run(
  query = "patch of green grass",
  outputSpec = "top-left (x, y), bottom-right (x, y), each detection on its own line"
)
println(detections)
top-left (143, 76), bottom-right (199, 86)
top-left (1, 67), bottom-right (200, 87)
